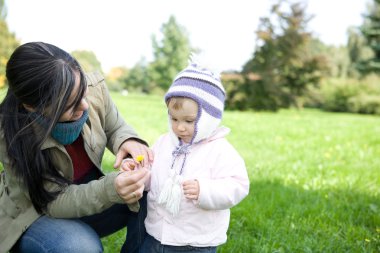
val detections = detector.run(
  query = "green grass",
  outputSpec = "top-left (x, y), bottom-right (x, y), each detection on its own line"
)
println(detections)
top-left (101, 92), bottom-right (380, 253)
top-left (1, 91), bottom-right (378, 252)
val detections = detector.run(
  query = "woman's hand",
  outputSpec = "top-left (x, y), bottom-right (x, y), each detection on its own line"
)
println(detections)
top-left (114, 168), bottom-right (150, 204)
top-left (182, 179), bottom-right (200, 200)
top-left (114, 139), bottom-right (154, 169)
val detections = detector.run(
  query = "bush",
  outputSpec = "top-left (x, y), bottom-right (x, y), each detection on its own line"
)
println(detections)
top-left (321, 79), bottom-right (361, 112)
top-left (348, 94), bottom-right (380, 115)
top-left (223, 73), bottom-right (250, 110)
top-left (321, 77), bottom-right (380, 114)
top-left (303, 85), bottom-right (324, 108)
top-left (106, 79), bottom-right (124, 92)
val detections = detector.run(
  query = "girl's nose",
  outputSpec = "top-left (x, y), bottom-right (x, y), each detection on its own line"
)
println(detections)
top-left (177, 123), bottom-right (186, 131)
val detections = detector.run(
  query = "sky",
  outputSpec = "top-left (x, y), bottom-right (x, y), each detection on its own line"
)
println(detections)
top-left (5, 0), bottom-right (368, 73)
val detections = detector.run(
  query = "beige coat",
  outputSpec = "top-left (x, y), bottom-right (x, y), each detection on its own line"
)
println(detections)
top-left (0, 72), bottom-right (144, 253)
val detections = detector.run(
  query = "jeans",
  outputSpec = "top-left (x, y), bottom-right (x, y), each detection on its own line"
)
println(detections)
top-left (140, 233), bottom-right (217, 253)
top-left (11, 192), bottom-right (148, 253)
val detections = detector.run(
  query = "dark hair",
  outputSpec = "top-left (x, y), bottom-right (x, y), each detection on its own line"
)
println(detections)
top-left (0, 42), bottom-right (87, 213)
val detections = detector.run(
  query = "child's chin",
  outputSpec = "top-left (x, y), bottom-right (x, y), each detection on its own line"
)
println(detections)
top-left (180, 138), bottom-right (190, 144)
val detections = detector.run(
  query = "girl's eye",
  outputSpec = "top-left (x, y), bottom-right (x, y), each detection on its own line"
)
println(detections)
top-left (186, 120), bottom-right (194, 123)
top-left (171, 118), bottom-right (178, 122)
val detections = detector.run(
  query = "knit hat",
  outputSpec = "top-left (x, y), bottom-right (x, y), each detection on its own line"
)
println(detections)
top-left (165, 62), bottom-right (226, 144)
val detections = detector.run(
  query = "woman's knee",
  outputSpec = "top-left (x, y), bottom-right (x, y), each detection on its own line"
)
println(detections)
top-left (56, 235), bottom-right (103, 253)
top-left (46, 217), bottom-right (103, 253)
top-left (12, 216), bottom-right (103, 253)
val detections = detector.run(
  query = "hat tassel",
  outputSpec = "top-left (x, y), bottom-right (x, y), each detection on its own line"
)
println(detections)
top-left (158, 170), bottom-right (182, 216)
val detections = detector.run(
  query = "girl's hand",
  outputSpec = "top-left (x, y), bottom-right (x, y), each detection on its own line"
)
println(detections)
top-left (120, 154), bottom-right (146, 171)
top-left (114, 139), bottom-right (154, 169)
top-left (182, 179), bottom-right (200, 200)
top-left (120, 158), bottom-right (138, 171)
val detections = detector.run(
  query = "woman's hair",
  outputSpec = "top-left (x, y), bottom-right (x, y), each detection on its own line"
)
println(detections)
top-left (0, 42), bottom-right (87, 213)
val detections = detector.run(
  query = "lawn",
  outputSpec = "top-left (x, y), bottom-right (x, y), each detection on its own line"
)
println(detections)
top-left (100, 92), bottom-right (380, 253)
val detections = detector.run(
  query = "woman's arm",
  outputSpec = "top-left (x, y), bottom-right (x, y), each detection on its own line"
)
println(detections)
top-left (46, 168), bottom-right (150, 218)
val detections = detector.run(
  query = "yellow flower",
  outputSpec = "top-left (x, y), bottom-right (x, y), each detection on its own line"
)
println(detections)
top-left (136, 155), bottom-right (144, 163)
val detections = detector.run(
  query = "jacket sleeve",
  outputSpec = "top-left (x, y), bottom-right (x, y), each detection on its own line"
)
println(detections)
top-left (46, 171), bottom-right (125, 218)
top-left (196, 141), bottom-right (250, 210)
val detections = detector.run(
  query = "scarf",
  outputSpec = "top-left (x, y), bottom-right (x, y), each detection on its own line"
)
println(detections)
top-left (31, 110), bottom-right (89, 145)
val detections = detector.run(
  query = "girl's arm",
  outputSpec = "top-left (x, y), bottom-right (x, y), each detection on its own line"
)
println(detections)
top-left (195, 142), bottom-right (250, 210)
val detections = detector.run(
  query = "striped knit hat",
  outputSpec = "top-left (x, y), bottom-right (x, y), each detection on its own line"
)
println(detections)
top-left (165, 62), bottom-right (226, 144)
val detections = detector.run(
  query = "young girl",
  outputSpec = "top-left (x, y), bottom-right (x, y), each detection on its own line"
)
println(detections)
top-left (123, 62), bottom-right (249, 253)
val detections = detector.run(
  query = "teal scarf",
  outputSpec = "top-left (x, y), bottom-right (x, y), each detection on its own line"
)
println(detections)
top-left (32, 110), bottom-right (89, 145)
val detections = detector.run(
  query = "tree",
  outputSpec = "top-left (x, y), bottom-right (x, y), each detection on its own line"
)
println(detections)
top-left (357, 0), bottom-right (380, 75)
top-left (0, 0), bottom-right (19, 88)
top-left (242, 0), bottom-right (328, 110)
top-left (71, 50), bottom-right (102, 74)
top-left (124, 58), bottom-right (153, 93)
top-left (309, 39), bottom-right (350, 79)
top-left (347, 26), bottom-right (373, 77)
top-left (150, 15), bottom-right (193, 91)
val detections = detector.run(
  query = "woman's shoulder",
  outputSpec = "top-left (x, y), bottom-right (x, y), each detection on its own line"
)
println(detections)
top-left (84, 72), bottom-right (109, 110)
top-left (85, 72), bottom-right (105, 87)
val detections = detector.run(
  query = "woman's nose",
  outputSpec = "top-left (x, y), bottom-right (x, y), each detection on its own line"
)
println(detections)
top-left (78, 98), bottom-right (89, 111)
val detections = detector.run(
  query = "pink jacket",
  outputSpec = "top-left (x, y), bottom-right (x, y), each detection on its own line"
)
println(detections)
top-left (145, 126), bottom-right (250, 247)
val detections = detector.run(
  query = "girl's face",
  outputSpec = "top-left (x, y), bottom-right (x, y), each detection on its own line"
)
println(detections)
top-left (168, 98), bottom-right (198, 144)
top-left (58, 73), bottom-right (89, 122)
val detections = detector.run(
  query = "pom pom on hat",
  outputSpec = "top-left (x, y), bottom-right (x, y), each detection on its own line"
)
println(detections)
top-left (165, 56), bottom-right (226, 144)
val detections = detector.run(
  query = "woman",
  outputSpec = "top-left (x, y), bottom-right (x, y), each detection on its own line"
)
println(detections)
top-left (0, 42), bottom-right (153, 253)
